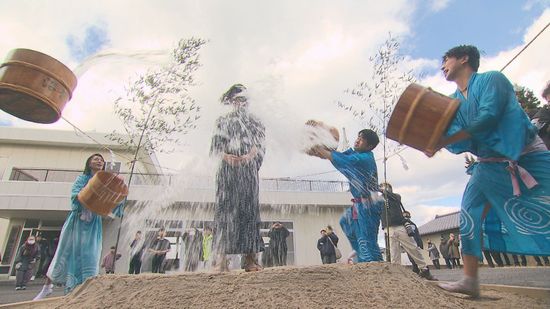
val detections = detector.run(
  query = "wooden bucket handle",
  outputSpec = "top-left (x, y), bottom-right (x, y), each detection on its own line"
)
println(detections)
top-left (398, 87), bottom-right (429, 143)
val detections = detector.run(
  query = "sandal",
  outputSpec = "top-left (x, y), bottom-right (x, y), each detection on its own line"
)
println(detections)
top-left (244, 254), bottom-right (263, 272)
top-left (213, 256), bottom-right (230, 273)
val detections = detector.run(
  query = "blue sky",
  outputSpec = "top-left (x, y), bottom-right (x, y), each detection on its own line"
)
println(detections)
top-left (405, 0), bottom-right (548, 68)
top-left (66, 24), bottom-right (110, 62)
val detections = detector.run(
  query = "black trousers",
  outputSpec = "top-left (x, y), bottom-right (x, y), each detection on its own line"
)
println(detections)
top-left (271, 248), bottom-right (288, 266)
top-left (321, 254), bottom-right (336, 264)
top-left (444, 258), bottom-right (452, 269)
top-left (129, 255), bottom-right (142, 274)
top-left (432, 259), bottom-right (441, 269)
top-left (152, 254), bottom-right (166, 273)
top-left (512, 254), bottom-right (527, 266)
top-left (534, 256), bottom-right (550, 266)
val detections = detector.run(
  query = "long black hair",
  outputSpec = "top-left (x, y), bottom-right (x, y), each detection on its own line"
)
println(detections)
top-left (83, 153), bottom-right (105, 175)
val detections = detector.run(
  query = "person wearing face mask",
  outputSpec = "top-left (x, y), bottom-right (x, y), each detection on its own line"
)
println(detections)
top-left (14, 235), bottom-right (41, 290)
top-left (34, 154), bottom-right (125, 300)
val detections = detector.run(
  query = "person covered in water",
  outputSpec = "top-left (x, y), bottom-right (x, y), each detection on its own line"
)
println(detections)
top-left (210, 84), bottom-right (266, 272)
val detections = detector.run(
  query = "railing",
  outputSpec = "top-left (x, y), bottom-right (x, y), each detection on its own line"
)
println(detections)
top-left (8, 168), bottom-right (350, 193)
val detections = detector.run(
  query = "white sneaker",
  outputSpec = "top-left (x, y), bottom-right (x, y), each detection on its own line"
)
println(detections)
top-left (33, 284), bottom-right (53, 301)
top-left (30, 275), bottom-right (35, 281)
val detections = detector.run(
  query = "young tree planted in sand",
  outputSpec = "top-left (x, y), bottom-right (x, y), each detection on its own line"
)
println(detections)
top-left (107, 38), bottom-right (207, 270)
top-left (337, 35), bottom-right (419, 261)
top-left (108, 37), bottom-right (207, 155)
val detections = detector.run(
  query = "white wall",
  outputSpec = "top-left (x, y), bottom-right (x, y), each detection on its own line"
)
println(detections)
top-left (0, 218), bottom-right (8, 254)
top-left (0, 143), bottom-right (151, 181)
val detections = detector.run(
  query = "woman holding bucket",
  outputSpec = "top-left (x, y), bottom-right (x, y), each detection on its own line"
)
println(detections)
top-left (34, 153), bottom-right (125, 299)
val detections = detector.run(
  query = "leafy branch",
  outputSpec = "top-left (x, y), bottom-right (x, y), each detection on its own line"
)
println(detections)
top-left (108, 38), bottom-right (207, 154)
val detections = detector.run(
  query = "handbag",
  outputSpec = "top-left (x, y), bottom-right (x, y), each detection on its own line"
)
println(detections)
top-left (327, 235), bottom-right (342, 260)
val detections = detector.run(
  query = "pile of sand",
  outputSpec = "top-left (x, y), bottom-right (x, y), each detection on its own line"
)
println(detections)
top-left (28, 263), bottom-right (549, 308)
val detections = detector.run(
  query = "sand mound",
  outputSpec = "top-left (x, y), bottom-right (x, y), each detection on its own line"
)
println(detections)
top-left (28, 263), bottom-right (549, 308)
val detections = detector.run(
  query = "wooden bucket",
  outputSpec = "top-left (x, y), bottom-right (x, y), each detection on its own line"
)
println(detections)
top-left (304, 120), bottom-right (340, 153)
top-left (0, 49), bottom-right (77, 124)
top-left (387, 83), bottom-right (460, 153)
top-left (77, 171), bottom-right (129, 216)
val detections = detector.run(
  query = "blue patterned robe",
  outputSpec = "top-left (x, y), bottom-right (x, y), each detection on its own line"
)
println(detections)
top-left (332, 148), bottom-right (383, 262)
top-left (444, 71), bottom-right (550, 259)
top-left (47, 174), bottom-right (123, 293)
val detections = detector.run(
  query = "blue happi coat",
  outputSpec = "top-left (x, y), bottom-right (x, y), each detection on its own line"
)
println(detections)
top-left (332, 148), bottom-right (383, 262)
top-left (47, 174), bottom-right (123, 293)
top-left (444, 71), bottom-right (550, 259)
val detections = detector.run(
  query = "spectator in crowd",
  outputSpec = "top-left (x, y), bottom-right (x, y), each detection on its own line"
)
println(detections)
top-left (447, 233), bottom-right (461, 268)
top-left (532, 82), bottom-right (550, 148)
top-left (268, 222), bottom-right (290, 266)
top-left (402, 211), bottom-right (425, 275)
top-left (129, 231), bottom-right (146, 274)
top-left (379, 185), bottom-right (436, 280)
top-left (15, 235), bottom-right (40, 290)
top-left (182, 228), bottom-right (203, 272)
top-left (201, 227), bottom-right (214, 268)
top-left (427, 240), bottom-right (441, 269)
top-left (101, 246), bottom-right (121, 274)
top-left (439, 236), bottom-right (452, 269)
top-left (35, 233), bottom-right (50, 279)
top-left (149, 228), bottom-right (171, 273)
top-left (317, 228), bottom-right (339, 264)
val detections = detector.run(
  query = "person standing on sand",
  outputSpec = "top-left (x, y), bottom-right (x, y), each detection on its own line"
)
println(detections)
top-left (210, 84), bottom-right (266, 272)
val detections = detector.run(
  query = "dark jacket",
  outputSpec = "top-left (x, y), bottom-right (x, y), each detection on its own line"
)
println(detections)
top-left (404, 218), bottom-right (423, 249)
top-left (268, 226), bottom-right (290, 251)
top-left (37, 239), bottom-right (50, 259)
top-left (533, 105), bottom-right (550, 148)
top-left (15, 243), bottom-right (40, 272)
top-left (381, 192), bottom-right (405, 229)
top-left (427, 243), bottom-right (440, 260)
top-left (439, 240), bottom-right (450, 259)
top-left (317, 233), bottom-right (338, 256)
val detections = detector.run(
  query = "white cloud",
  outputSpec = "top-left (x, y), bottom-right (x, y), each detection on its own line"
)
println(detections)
top-left (429, 0), bottom-right (451, 12)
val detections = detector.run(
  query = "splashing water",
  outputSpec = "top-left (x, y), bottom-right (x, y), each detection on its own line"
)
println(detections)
top-left (73, 49), bottom-right (355, 272)
top-left (72, 49), bottom-right (170, 79)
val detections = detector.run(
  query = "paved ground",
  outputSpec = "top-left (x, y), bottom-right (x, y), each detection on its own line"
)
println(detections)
top-left (0, 278), bottom-right (64, 306)
top-left (0, 266), bottom-right (549, 305)
top-left (431, 266), bottom-right (550, 289)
